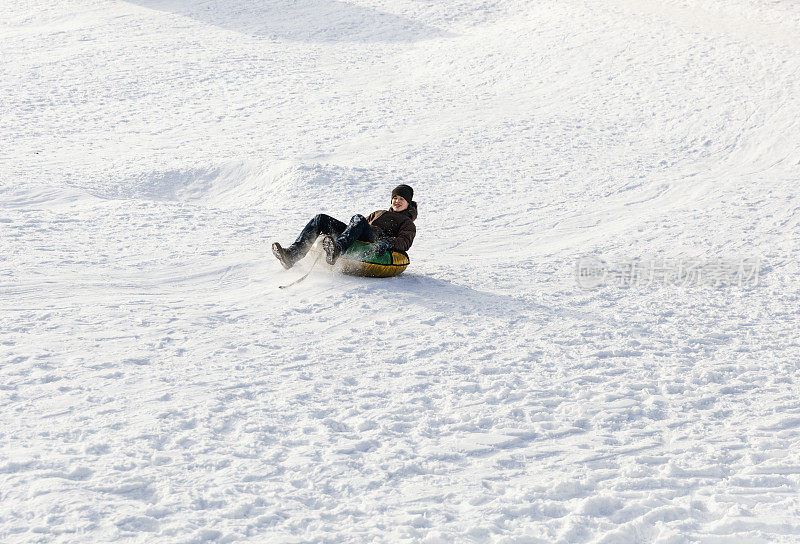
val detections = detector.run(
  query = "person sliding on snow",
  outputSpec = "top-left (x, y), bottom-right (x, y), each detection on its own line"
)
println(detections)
top-left (272, 184), bottom-right (417, 269)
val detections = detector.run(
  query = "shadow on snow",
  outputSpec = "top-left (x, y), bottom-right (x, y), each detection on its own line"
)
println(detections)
top-left (354, 273), bottom-right (595, 325)
top-left (126, 0), bottom-right (453, 43)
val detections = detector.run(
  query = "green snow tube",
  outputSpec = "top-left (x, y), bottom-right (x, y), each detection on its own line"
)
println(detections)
top-left (337, 240), bottom-right (410, 278)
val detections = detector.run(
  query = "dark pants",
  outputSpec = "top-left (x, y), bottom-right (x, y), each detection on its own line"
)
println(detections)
top-left (288, 214), bottom-right (377, 261)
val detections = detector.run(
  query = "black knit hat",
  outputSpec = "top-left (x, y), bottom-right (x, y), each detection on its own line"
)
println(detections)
top-left (391, 184), bottom-right (413, 203)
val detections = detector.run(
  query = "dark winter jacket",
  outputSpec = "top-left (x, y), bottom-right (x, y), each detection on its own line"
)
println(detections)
top-left (367, 201), bottom-right (417, 252)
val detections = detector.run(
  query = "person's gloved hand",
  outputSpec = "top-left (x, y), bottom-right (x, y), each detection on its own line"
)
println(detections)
top-left (373, 239), bottom-right (391, 256)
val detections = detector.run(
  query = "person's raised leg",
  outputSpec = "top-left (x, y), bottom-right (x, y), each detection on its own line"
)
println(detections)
top-left (323, 215), bottom-right (377, 264)
top-left (274, 214), bottom-right (346, 268)
top-left (335, 215), bottom-right (377, 252)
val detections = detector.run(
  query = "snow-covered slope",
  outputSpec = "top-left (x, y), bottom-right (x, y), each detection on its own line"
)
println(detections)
top-left (2, 0), bottom-right (799, 542)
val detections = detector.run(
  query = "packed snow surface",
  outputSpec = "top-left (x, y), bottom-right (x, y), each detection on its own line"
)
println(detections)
top-left (2, 0), bottom-right (800, 542)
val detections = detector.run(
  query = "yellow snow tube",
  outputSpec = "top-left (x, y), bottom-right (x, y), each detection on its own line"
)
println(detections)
top-left (337, 240), bottom-right (410, 278)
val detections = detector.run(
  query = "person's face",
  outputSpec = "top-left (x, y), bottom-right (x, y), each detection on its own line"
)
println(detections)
top-left (391, 195), bottom-right (409, 212)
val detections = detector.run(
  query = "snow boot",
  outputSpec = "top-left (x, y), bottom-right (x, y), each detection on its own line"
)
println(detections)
top-left (272, 242), bottom-right (295, 269)
top-left (322, 235), bottom-right (341, 265)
